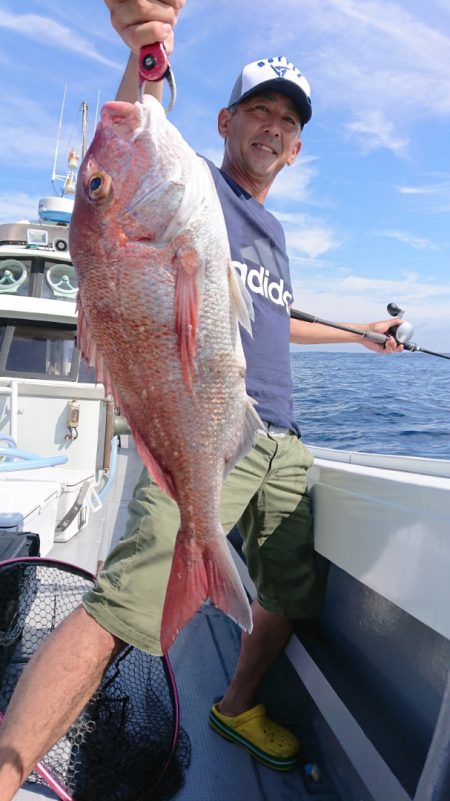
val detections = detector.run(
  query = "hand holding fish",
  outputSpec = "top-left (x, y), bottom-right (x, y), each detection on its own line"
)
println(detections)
top-left (104, 0), bottom-right (185, 54)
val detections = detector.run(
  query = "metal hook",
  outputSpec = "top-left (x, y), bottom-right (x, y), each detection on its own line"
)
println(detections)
top-left (138, 44), bottom-right (177, 112)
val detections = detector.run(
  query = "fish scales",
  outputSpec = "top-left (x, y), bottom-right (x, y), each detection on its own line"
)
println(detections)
top-left (69, 95), bottom-right (261, 652)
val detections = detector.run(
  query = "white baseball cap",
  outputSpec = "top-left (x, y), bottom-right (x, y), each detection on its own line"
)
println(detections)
top-left (227, 56), bottom-right (312, 127)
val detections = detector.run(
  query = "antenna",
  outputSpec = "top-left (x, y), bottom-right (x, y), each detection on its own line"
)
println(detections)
top-left (52, 84), bottom-right (68, 192)
top-left (51, 94), bottom-right (88, 197)
top-left (81, 101), bottom-right (89, 159)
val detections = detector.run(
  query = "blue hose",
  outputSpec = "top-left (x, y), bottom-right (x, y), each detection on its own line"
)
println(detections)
top-left (0, 435), bottom-right (17, 448)
top-left (0, 447), bottom-right (67, 472)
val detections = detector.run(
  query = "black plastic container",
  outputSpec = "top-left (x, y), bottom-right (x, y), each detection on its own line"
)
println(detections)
top-left (0, 532), bottom-right (40, 687)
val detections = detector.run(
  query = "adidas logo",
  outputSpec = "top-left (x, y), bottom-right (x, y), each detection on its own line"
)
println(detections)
top-left (233, 261), bottom-right (292, 312)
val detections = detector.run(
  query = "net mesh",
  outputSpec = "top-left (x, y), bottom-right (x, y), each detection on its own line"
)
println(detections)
top-left (0, 558), bottom-right (191, 801)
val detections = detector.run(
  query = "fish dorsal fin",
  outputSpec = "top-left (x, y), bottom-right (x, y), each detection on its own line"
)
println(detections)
top-left (228, 262), bottom-right (254, 336)
top-left (223, 395), bottom-right (263, 480)
top-left (173, 245), bottom-right (201, 390)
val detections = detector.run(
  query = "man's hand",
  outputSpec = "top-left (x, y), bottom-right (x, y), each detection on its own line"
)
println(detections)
top-left (104, 0), bottom-right (185, 55)
top-left (363, 318), bottom-right (404, 354)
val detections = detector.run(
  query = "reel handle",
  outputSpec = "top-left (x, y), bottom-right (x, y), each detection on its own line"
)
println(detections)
top-left (386, 303), bottom-right (413, 344)
top-left (387, 302), bottom-right (404, 318)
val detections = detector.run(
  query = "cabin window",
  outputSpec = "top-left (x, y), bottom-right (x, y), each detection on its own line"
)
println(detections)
top-left (0, 322), bottom-right (85, 381)
top-left (0, 258), bottom-right (31, 296)
top-left (0, 257), bottom-right (78, 301)
top-left (42, 261), bottom-right (78, 301)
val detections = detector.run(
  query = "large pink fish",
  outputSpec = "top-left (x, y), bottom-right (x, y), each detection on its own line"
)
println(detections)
top-left (69, 95), bottom-right (260, 652)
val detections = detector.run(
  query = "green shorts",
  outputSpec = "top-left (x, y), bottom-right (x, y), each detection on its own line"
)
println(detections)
top-left (82, 432), bottom-right (323, 656)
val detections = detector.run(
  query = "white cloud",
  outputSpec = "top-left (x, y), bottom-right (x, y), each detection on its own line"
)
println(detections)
top-left (337, 273), bottom-right (450, 302)
top-left (274, 211), bottom-right (342, 258)
top-left (398, 185), bottom-right (439, 195)
top-left (345, 111), bottom-right (409, 155)
top-left (0, 84), bottom-right (92, 171)
top-left (0, 125), bottom-right (55, 168)
top-left (0, 193), bottom-right (42, 224)
top-left (0, 10), bottom-right (121, 68)
top-left (378, 230), bottom-right (439, 250)
top-left (395, 178), bottom-right (450, 213)
top-left (293, 270), bottom-right (450, 314)
top-left (397, 182), bottom-right (450, 196)
top-left (270, 156), bottom-right (318, 203)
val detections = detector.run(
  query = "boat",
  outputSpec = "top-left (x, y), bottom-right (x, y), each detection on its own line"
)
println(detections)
top-left (8, 436), bottom-right (449, 801)
top-left (2, 144), bottom-right (450, 801)
top-left (0, 189), bottom-right (124, 561)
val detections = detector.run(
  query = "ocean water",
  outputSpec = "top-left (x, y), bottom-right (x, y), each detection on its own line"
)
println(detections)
top-left (291, 351), bottom-right (450, 459)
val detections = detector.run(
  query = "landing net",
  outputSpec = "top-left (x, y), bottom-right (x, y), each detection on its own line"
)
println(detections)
top-left (0, 557), bottom-right (190, 801)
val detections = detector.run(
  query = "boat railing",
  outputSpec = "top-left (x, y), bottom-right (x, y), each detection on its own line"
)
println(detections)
top-left (0, 379), bottom-right (18, 442)
top-left (309, 443), bottom-right (450, 479)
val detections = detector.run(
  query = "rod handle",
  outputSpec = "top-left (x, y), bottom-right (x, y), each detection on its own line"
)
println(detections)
top-left (290, 308), bottom-right (387, 345)
top-left (290, 309), bottom-right (317, 324)
top-left (363, 330), bottom-right (388, 344)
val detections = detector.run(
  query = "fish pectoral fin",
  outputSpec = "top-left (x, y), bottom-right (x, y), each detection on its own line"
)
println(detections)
top-left (77, 298), bottom-right (116, 399)
top-left (160, 525), bottom-right (252, 653)
top-left (223, 395), bottom-right (263, 480)
top-left (228, 261), bottom-right (254, 336)
top-left (173, 246), bottom-right (201, 390)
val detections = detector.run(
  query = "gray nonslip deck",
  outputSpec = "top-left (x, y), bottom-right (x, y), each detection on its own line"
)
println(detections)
top-left (16, 611), bottom-right (340, 801)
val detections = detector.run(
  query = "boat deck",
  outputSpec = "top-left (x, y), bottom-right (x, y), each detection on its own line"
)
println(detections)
top-left (14, 437), bottom-right (342, 801)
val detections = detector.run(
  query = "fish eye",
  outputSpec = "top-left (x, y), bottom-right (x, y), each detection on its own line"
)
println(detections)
top-left (87, 171), bottom-right (110, 201)
top-left (90, 176), bottom-right (102, 192)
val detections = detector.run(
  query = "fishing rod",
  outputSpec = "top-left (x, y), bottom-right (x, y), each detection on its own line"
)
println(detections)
top-left (290, 302), bottom-right (450, 361)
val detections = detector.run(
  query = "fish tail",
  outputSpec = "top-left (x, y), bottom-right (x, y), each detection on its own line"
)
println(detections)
top-left (160, 524), bottom-right (253, 653)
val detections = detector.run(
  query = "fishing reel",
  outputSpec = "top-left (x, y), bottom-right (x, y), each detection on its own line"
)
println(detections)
top-left (387, 303), bottom-right (450, 359)
top-left (386, 303), bottom-right (414, 344)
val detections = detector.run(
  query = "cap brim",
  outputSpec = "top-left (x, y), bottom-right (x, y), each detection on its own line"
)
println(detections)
top-left (231, 78), bottom-right (312, 126)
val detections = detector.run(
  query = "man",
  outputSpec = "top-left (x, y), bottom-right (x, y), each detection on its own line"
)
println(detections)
top-left (0, 1), bottom-right (403, 796)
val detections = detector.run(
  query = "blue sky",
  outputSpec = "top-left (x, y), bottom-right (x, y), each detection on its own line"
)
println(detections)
top-left (1, 0), bottom-right (449, 351)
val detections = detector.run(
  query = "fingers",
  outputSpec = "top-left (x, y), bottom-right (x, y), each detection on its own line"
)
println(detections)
top-left (378, 332), bottom-right (403, 353)
top-left (104, 0), bottom-right (185, 53)
top-left (374, 318), bottom-right (403, 353)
